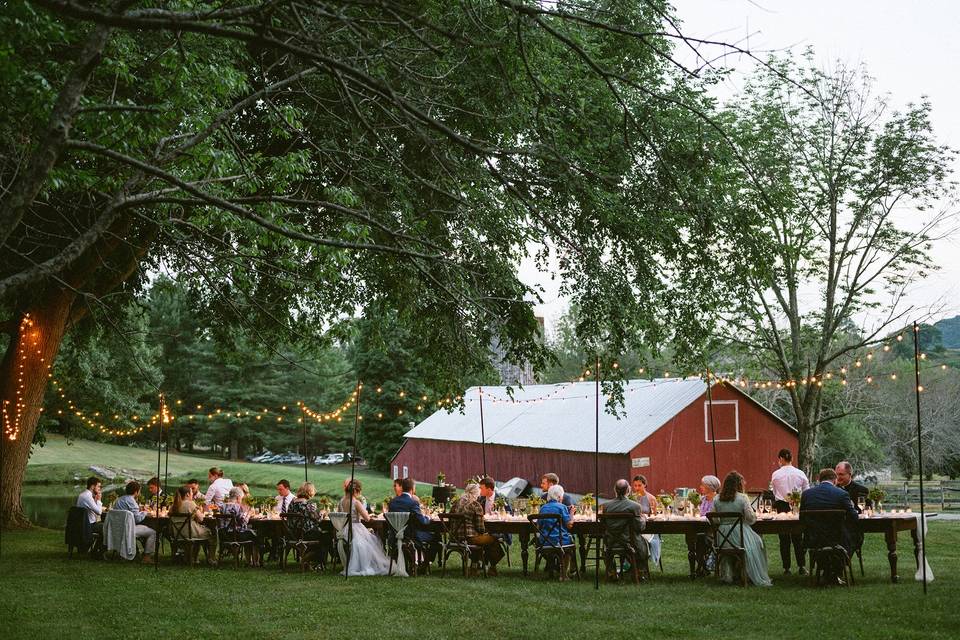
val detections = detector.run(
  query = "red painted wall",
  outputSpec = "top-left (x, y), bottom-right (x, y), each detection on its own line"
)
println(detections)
top-left (628, 385), bottom-right (798, 493)
top-left (390, 439), bottom-right (628, 497)
top-left (390, 385), bottom-right (798, 497)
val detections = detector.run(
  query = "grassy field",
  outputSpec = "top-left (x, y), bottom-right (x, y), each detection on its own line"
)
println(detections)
top-left (27, 435), bottom-right (394, 498)
top-left (0, 523), bottom-right (955, 639)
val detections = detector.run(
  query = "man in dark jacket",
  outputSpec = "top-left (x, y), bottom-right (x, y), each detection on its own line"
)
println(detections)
top-left (800, 468), bottom-right (859, 583)
top-left (835, 461), bottom-right (871, 511)
top-left (388, 478), bottom-right (438, 565)
top-left (601, 479), bottom-right (649, 579)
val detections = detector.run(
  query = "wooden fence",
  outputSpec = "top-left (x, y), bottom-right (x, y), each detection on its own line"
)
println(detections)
top-left (879, 481), bottom-right (960, 510)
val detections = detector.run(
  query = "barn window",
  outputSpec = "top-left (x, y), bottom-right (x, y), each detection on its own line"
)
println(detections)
top-left (402, 465), bottom-right (409, 478)
top-left (704, 400), bottom-right (739, 442)
top-left (392, 465), bottom-right (399, 480)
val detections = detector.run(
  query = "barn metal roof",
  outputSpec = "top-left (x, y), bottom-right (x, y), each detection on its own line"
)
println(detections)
top-left (402, 378), bottom-right (716, 455)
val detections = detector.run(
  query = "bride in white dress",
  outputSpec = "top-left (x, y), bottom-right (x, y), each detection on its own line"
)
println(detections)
top-left (338, 480), bottom-right (391, 576)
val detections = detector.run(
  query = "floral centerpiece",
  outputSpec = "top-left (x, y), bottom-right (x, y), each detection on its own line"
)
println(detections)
top-left (465, 474), bottom-right (484, 486)
top-left (527, 495), bottom-right (544, 513)
top-left (436, 471), bottom-right (446, 486)
top-left (579, 493), bottom-right (596, 515)
top-left (317, 495), bottom-right (336, 513)
top-left (658, 492), bottom-right (674, 514)
top-left (420, 495), bottom-right (435, 508)
top-left (787, 490), bottom-right (802, 514)
top-left (687, 491), bottom-right (702, 512)
top-left (868, 487), bottom-right (886, 511)
top-left (493, 496), bottom-right (507, 512)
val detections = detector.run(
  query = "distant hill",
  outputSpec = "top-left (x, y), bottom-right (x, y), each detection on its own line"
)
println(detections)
top-left (935, 315), bottom-right (960, 349)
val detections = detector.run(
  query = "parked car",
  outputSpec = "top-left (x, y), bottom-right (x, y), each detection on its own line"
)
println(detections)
top-left (249, 451), bottom-right (274, 463)
top-left (315, 453), bottom-right (345, 465)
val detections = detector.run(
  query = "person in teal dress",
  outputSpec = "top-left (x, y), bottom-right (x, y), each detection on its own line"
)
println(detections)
top-left (712, 471), bottom-right (773, 587)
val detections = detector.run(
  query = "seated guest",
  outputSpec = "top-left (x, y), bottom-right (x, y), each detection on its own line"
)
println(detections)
top-left (287, 482), bottom-right (329, 565)
top-left (540, 473), bottom-right (573, 512)
top-left (145, 476), bottom-right (164, 502)
top-left (389, 478), bottom-right (437, 565)
top-left (219, 487), bottom-right (259, 565)
top-left (698, 475), bottom-right (720, 515)
top-left (538, 484), bottom-right (573, 548)
top-left (835, 461), bottom-right (870, 511)
top-left (713, 471), bottom-right (773, 586)
top-left (450, 483), bottom-right (505, 576)
top-left (600, 479), bottom-right (648, 578)
top-left (204, 467), bottom-right (234, 508)
top-left (186, 479), bottom-right (203, 501)
top-left (344, 477), bottom-right (369, 510)
top-left (171, 486), bottom-right (217, 563)
top-left (276, 479), bottom-right (295, 513)
top-left (694, 474), bottom-right (721, 576)
top-left (478, 477), bottom-right (497, 515)
top-left (112, 481), bottom-right (157, 563)
top-left (393, 477), bottom-right (420, 504)
top-left (800, 468), bottom-right (859, 557)
top-left (630, 475), bottom-right (659, 514)
top-left (76, 476), bottom-right (104, 535)
top-left (235, 482), bottom-right (251, 511)
top-left (630, 474), bottom-right (661, 565)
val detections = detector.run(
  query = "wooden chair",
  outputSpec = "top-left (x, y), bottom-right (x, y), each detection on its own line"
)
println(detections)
top-left (166, 514), bottom-right (210, 566)
top-left (65, 507), bottom-right (101, 559)
top-left (527, 513), bottom-right (578, 581)
top-left (279, 512), bottom-right (328, 572)
top-left (705, 511), bottom-right (748, 587)
top-left (800, 509), bottom-right (856, 587)
top-left (214, 513), bottom-right (258, 569)
top-left (438, 512), bottom-right (486, 577)
top-left (598, 512), bottom-right (648, 584)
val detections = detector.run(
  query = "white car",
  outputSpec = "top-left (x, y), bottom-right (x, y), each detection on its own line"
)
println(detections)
top-left (315, 453), bottom-right (346, 465)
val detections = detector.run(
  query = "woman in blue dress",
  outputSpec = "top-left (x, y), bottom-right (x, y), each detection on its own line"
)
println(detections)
top-left (712, 471), bottom-right (773, 586)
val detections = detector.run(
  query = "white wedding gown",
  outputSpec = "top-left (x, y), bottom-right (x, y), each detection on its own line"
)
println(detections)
top-left (338, 498), bottom-right (391, 576)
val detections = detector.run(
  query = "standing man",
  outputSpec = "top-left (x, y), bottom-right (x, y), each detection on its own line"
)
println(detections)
top-left (275, 479), bottom-right (295, 513)
top-left (770, 448), bottom-right (809, 575)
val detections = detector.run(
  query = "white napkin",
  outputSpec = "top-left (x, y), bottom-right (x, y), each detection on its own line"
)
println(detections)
top-left (385, 512), bottom-right (410, 577)
top-left (914, 513), bottom-right (934, 583)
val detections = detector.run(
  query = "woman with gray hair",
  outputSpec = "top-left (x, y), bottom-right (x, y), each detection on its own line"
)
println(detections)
top-left (449, 483), bottom-right (504, 576)
top-left (217, 486), bottom-right (260, 565)
top-left (698, 475), bottom-right (721, 516)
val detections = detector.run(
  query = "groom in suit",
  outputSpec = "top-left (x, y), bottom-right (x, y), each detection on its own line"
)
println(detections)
top-left (389, 478), bottom-right (438, 567)
top-left (800, 468), bottom-right (859, 583)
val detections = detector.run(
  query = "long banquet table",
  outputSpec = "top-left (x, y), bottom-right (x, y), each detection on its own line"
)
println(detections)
top-left (142, 511), bottom-right (921, 583)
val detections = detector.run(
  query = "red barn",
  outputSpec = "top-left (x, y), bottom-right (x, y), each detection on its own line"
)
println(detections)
top-left (390, 378), bottom-right (797, 496)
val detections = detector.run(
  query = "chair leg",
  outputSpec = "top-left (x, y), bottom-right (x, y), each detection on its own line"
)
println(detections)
top-left (857, 548), bottom-right (864, 577)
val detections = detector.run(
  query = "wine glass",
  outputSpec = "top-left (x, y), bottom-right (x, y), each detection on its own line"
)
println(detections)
top-left (856, 496), bottom-right (866, 513)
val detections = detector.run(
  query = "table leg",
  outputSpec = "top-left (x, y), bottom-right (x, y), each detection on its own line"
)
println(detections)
top-left (519, 531), bottom-right (530, 576)
top-left (578, 534), bottom-right (588, 575)
top-left (911, 527), bottom-right (920, 569)
top-left (885, 528), bottom-right (899, 583)
top-left (685, 532), bottom-right (697, 579)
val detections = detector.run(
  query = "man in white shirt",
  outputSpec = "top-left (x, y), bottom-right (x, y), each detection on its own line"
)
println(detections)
top-left (275, 479), bottom-right (295, 512)
top-left (204, 467), bottom-right (234, 507)
top-left (76, 476), bottom-right (104, 534)
top-left (770, 448), bottom-right (809, 575)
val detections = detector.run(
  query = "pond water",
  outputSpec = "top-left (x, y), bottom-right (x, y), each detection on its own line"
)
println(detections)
top-left (22, 485), bottom-right (92, 529)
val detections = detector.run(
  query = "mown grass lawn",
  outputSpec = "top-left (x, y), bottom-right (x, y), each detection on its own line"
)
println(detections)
top-left (27, 435), bottom-right (393, 498)
top-left (0, 522), bottom-right (955, 640)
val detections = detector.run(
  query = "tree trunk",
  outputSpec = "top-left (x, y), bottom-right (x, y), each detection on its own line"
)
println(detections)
top-left (1, 286), bottom-right (77, 529)
top-left (230, 436), bottom-right (239, 461)
top-left (796, 416), bottom-right (818, 480)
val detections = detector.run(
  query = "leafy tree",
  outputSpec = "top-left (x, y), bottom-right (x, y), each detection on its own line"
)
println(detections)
top-left (2, 0), bottom-right (756, 527)
top-left (723, 51), bottom-right (956, 474)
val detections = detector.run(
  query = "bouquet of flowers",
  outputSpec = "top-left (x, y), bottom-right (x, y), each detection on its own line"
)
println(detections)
top-left (658, 493), bottom-right (674, 510)
top-left (527, 495), bottom-right (544, 513)
top-left (787, 490), bottom-right (802, 508)
top-left (317, 495), bottom-right (336, 512)
top-left (436, 471), bottom-right (446, 486)
top-left (420, 495), bottom-right (435, 508)
top-left (494, 496), bottom-right (507, 511)
top-left (868, 487), bottom-right (886, 506)
top-left (687, 491), bottom-right (702, 509)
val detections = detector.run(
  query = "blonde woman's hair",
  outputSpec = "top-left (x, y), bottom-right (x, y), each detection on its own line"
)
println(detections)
top-left (297, 482), bottom-right (316, 499)
top-left (458, 483), bottom-right (480, 508)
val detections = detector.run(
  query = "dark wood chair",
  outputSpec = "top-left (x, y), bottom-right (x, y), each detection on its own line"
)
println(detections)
top-left (705, 511), bottom-right (748, 587)
top-left (800, 509), bottom-right (856, 587)
top-left (166, 514), bottom-right (211, 566)
top-left (279, 512), bottom-right (328, 572)
top-left (65, 507), bottom-right (101, 559)
top-left (598, 512), bottom-right (649, 584)
top-left (527, 513), bottom-right (578, 581)
top-left (214, 513), bottom-right (258, 569)
top-left (437, 512), bottom-right (485, 577)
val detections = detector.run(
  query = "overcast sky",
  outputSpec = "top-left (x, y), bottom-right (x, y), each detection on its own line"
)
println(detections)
top-left (521, 0), bottom-right (960, 335)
